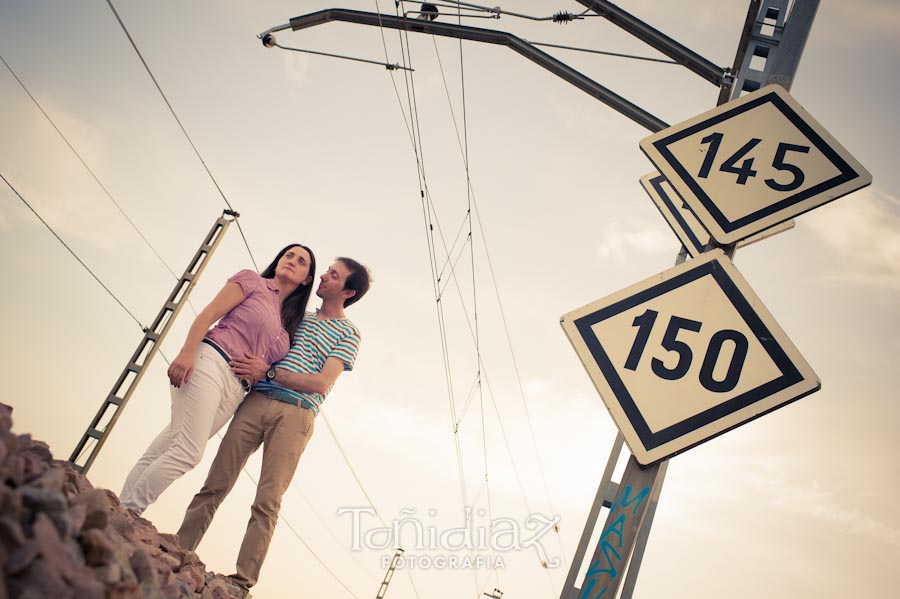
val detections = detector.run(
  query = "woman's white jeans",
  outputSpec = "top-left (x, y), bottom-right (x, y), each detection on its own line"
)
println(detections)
top-left (119, 342), bottom-right (245, 514)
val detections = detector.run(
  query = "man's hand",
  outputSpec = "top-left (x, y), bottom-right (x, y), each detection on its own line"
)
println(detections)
top-left (230, 353), bottom-right (269, 385)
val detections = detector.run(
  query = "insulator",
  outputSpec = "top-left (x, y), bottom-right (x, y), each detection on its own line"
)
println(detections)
top-left (552, 11), bottom-right (574, 23)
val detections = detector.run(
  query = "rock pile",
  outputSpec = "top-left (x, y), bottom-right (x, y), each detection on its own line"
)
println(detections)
top-left (0, 403), bottom-right (246, 599)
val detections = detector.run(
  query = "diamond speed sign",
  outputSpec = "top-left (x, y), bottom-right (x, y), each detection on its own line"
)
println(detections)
top-left (639, 172), bottom-right (794, 259)
top-left (640, 85), bottom-right (872, 245)
top-left (560, 250), bottom-right (819, 465)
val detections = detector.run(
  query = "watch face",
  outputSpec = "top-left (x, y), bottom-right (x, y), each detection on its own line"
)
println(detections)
top-left (267, 368), bottom-right (276, 381)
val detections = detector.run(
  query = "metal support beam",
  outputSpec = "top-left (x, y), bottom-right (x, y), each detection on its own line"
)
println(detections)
top-left (560, 434), bottom-right (624, 597)
top-left (717, 0), bottom-right (763, 104)
top-left (571, 455), bottom-right (664, 599)
top-left (260, 9), bottom-right (668, 132)
top-left (727, 0), bottom-right (820, 99)
top-left (764, 0), bottom-right (820, 90)
top-left (572, 0), bottom-right (726, 86)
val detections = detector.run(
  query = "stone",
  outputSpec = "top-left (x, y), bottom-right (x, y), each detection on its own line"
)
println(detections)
top-left (0, 403), bottom-right (12, 432)
top-left (21, 486), bottom-right (67, 516)
top-left (2, 454), bottom-right (26, 488)
top-left (158, 550), bottom-right (182, 571)
top-left (158, 531), bottom-right (181, 553)
top-left (79, 527), bottom-right (115, 566)
top-left (0, 487), bottom-right (22, 521)
top-left (105, 580), bottom-right (142, 599)
top-left (0, 514), bottom-right (27, 549)
top-left (7, 557), bottom-right (73, 599)
top-left (201, 577), bottom-right (236, 599)
top-left (60, 461), bottom-right (94, 498)
top-left (93, 560), bottom-right (123, 584)
top-left (67, 502), bottom-right (87, 533)
top-left (176, 561), bottom-right (206, 592)
top-left (0, 415), bottom-right (240, 599)
top-left (32, 512), bottom-right (77, 581)
top-left (160, 576), bottom-right (197, 599)
top-left (180, 549), bottom-right (201, 568)
top-left (3, 539), bottom-right (39, 575)
top-left (69, 574), bottom-right (106, 599)
top-left (70, 488), bottom-right (112, 531)
top-left (31, 465), bottom-right (65, 492)
top-left (109, 509), bottom-right (137, 541)
top-left (130, 546), bottom-right (156, 584)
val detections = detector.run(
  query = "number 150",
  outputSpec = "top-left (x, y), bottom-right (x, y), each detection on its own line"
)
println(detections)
top-left (624, 309), bottom-right (749, 393)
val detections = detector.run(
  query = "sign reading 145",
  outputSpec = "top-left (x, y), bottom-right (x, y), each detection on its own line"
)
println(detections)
top-left (697, 133), bottom-right (810, 192)
top-left (639, 85), bottom-right (872, 245)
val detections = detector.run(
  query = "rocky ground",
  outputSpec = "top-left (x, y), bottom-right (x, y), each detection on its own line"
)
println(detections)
top-left (0, 403), bottom-right (249, 599)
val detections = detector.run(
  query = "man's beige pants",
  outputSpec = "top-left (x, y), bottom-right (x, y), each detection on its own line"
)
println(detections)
top-left (177, 391), bottom-right (314, 588)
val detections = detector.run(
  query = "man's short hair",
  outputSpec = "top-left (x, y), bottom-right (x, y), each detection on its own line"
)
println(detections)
top-left (337, 257), bottom-right (372, 307)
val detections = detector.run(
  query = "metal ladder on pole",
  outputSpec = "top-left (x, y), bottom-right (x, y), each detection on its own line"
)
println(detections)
top-left (729, 0), bottom-right (819, 99)
top-left (375, 549), bottom-right (404, 599)
top-left (69, 209), bottom-right (239, 476)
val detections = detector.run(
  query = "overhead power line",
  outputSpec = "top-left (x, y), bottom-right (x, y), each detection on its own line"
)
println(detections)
top-left (103, 0), bottom-right (259, 271)
top-left (0, 52), bottom-right (197, 311)
top-left (1, 171), bottom-right (146, 329)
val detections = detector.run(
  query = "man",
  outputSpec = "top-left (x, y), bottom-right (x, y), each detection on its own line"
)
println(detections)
top-left (176, 257), bottom-right (371, 593)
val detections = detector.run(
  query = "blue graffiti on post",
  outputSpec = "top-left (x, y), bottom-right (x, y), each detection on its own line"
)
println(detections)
top-left (579, 484), bottom-right (651, 599)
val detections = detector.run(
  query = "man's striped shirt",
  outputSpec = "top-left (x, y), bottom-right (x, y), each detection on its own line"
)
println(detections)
top-left (253, 310), bottom-right (361, 414)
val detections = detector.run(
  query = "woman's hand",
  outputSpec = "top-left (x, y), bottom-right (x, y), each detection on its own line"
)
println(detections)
top-left (230, 353), bottom-right (269, 385)
top-left (168, 351), bottom-right (195, 388)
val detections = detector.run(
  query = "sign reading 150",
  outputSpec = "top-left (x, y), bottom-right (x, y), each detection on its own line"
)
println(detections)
top-left (624, 309), bottom-right (749, 393)
top-left (698, 132), bottom-right (811, 191)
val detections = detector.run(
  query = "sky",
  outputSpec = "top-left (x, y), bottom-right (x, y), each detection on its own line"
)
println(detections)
top-left (1, 1), bottom-right (899, 598)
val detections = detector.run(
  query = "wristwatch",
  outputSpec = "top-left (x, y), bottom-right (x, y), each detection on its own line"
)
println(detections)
top-left (265, 366), bottom-right (277, 382)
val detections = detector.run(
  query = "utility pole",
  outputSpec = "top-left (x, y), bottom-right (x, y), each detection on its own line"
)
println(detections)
top-left (561, 3), bottom-right (820, 598)
top-left (375, 548), bottom-right (404, 599)
top-left (69, 209), bottom-right (238, 475)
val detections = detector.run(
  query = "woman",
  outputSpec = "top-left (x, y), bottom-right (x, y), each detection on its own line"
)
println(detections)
top-left (119, 244), bottom-right (316, 515)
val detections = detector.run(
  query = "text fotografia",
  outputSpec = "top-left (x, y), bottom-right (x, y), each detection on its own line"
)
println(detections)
top-left (338, 507), bottom-right (562, 569)
top-left (381, 553), bottom-right (507, 570)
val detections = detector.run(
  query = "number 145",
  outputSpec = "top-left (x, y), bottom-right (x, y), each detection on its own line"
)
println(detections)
top-left (698, 132), bottom-right (810, 192)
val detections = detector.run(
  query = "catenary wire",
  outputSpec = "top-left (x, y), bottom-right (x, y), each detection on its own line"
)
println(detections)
top-left (268, 39), bottom-right (413, 71)
top-left (291, 484), bottom-right (383, 583)
top-left (1, 171), bottom-right (146, 329)
top-left (525, 39), bottom-right (679, 63)
top-left (426, 19), bottom-right (567, 586)
top-left (0, 52), bottom-right (201, 318)
top-left (103, 0), bottom-right (259, 272)
top-left (396, 18), bottom-right (552, 594)
top-left (452, 4), bottom-right (503, 589)
top-left (392, 11), bottom-right (486, 596)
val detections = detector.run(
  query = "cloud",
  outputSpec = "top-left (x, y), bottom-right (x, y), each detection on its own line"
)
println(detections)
top-left (0, 94), bottom-right (134, 252)
top-left (282, 51), bottom-right (312, 93)
top-left (763, 470), bottom-right (900, 552)
top-left (803, 187), bottom-right (900, 292)
top-left (815, 0), bottom-right (900, 49)
top-left (594, 217), bottom-right (673, 261)
top-left (670, 450), bottom-right (900, 551)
